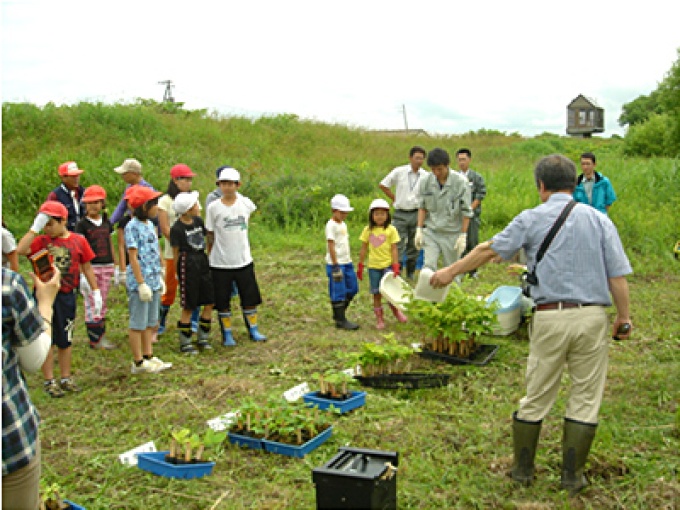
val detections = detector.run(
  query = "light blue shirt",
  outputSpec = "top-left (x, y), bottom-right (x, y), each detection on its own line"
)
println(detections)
top-left (491, 193), bottom-right (632, 305)
top-left (124, 218), bottom-right (162, 292)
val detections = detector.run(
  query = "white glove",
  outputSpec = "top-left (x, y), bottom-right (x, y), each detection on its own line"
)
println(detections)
top-left (138, 282), bottom-right (153, 302)
top-left (92, 289), bottom-right (103, 318)
top-left (79, 276), bottom-right (91, 296)
top-left (114, 267), bottom-right (126, 286)
top-left (30, 213), bottom-right (50, 233)
top-left (414, 227), bottom-right (424, 251)
top-left (455, 233), bottom-right (467, 256)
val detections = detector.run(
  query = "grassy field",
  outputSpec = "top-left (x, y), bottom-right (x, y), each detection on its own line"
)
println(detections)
top-left (2, 102), bottom-right (679, 509)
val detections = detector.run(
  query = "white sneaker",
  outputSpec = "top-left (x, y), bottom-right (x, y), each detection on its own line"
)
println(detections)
top-left (148, 356), bottom-right (173, 371)
top-left (131, 360), bottom-right (161, 374)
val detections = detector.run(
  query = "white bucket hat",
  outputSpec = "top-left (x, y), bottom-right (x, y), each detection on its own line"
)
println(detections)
top-left (330, 194), bottom-right (353, 212)
top-left (217, 167), bottom-right (241, 182)
top-left (173, 191), bottom-right (200, 215)
top-left (369, 198), bottom-right (390, 211)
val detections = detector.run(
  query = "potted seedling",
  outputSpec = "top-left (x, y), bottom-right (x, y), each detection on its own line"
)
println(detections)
top-left (408, 285), bottom-right (500, 365)
top-left (40, 481), bottom-right (85, 510)
top-left (304, 369), bottom-right (367, 413)
top-left (228, 398), bottom-right (267, 449)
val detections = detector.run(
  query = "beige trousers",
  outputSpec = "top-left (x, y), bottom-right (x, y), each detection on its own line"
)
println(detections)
top-left (2, 441), bottom-right (41, 510)
top-left (517, 306), bottom-right (609, 424)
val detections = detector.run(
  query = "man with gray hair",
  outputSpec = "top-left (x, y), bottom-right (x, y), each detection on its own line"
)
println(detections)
top-left (430, 154), bottom-right (632, 495)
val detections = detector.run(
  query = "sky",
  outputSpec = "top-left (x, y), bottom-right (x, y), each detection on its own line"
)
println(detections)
top-left (2, 0), bottom-right (679, 137)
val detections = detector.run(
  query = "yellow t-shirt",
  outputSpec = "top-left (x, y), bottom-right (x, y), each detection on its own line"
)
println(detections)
top-left (359, 225), bottom-right (400, 269)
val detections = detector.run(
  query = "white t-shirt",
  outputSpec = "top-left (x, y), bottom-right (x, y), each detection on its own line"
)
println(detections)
top-left (325, 219), bottom-right (352, 265)
top-left (2, 227), bottom-right (17, 268)
top-left (380, 164), bottom-right (428, 211)
top-left (158, 194), bottom-right (178, 259)
top-left (206, 195), bottom-right (256, 269)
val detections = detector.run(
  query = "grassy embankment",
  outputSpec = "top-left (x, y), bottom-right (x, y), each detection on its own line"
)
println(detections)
top-left (2, 102), bottom-right (678, 509)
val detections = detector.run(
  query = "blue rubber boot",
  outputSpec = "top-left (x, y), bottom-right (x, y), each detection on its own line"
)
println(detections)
top-left (190, 308), bottom-right (200, 333)
top-left (218, 311), bottom-right (236, 346)
top-left (243, 309), bottom-right (267, 342)
top-left (158, 305), bottom-right (170, 334)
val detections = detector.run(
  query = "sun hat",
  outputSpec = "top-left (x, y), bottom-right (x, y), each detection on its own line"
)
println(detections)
top-left (369, 198), bottom-right (390, 211)
top-left (173, 191), bottom-right (200, 215)
top-left (114, 158), bottom-right (142, 175)
top-left (170, 164), bottom-right (196, 179)
top-left (215, 165), bottom-right (234, 178)
top-left (39, 201), bottom-right (68, 218)
top-left (124, 185), bottom-right (162, 209)
top-left (217, 167), bottom-right (241, 182)
top-left (58, 161), bottom-right (84, 176)
top-left (82, 185), bottom-right (107, 203)
top-left (330, 194), bottom-right (353, 212)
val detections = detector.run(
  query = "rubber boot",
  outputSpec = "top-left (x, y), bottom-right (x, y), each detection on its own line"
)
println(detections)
top-left (332, 301), bottom-right (359, 330)
top-left (344, 298), bottom-right (360, 329)
top-left (511, 411), bottom-right (542, 487)
top-left (243, 309), bottom-right (267, 341)
top-left (89, 319), bottom-right (117, 349)
top-left (178, 322), bottom-right (198, 355)
top-left (406, 259), bottom-right (417, 280)
top-left (158, 304), bottom-right (170, 334)
top-left (561, 418), bottom-right (597, 495)
top-left (196, 318), bottom-right (213, 350)
top-left (190, 308), bottom-right (200, 333)
top-left (374, 307), bottom-right (385, 330)
top-left (218, 312), bottom-right (236, 346)
top-left (389, 303), bottom-right (408, 323)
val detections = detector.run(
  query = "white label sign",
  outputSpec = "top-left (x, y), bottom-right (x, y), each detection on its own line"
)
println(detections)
top-left (207, 411), bottom-right (239, 431)
top-left (283, 382), bottom-right (309, 402)
top-left (119, 441), bottom-right (157, 466)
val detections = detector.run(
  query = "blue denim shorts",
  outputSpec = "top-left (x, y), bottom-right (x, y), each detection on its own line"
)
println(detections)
top-left (128, 289), bottom-right (161, 330)
top-left (368, 267), bottom-right (391, 295)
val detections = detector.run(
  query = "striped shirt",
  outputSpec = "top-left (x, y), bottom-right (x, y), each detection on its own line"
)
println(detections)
top-left (2, 269), bottom-right (45, 475)
top-left (491, 193), bottom-right (632, 305)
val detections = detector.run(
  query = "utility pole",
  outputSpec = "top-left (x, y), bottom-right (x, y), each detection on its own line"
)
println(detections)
top-left (158, 80), bottom-right (175, 103)
top-left (402, 104), bottom-right (409, 133)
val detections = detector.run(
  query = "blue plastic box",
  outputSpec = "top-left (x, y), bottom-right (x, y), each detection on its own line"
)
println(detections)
top-left (303, 391), bottom-right (366, 414)
top-left (228, 431), bottom-right (264, 450)
top-left (486, 286), bottom-right (522, 335)
top-left (137, 451), bottom-right (215, 479)
top-left (64, 501), bottom-right (86, 510)
top-left (262, 426), bottom-right (333, 458)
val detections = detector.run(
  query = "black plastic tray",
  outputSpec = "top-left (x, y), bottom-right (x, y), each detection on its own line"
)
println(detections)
top-left (418, 343), bottom-right (499, 366)
top-left (353, 373), bottom-right (450, 389)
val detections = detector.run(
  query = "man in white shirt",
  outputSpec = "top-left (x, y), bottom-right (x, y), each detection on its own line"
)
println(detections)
top-left (379, 146), bottom-right (428, 278)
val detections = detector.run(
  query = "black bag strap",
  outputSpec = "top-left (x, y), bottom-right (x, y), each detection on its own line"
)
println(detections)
top-left (535, 200), bottom-right (577, 265)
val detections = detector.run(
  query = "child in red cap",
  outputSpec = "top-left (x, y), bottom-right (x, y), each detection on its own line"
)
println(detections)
top-left (123, 185), bottom-right (173, 374)
top-left (75, 185), bottom-right (118, 350)
top-left (16, 201), bottom-right (101, 397)
top-left (46, 161), bottom-right (86, 232)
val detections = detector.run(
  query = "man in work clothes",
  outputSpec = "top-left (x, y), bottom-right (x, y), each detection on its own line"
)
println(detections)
top-left (456, 148), bottom-right (486, 277)
top-left (429, 154), bottom-right (632, 495)
top-left (415, 148), bottom-right (472, 272)
top-left (379, 146), bottom-right (428, 278)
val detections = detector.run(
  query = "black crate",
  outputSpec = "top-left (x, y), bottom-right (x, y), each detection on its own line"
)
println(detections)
top-left (313, 447), bottom-right (399, 510)
top-left (418, 343), bottom-right (499, 366)
top-left (353, 372), bottom-right (450, 389)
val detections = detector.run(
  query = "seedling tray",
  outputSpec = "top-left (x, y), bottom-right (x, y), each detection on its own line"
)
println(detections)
top-left (303, 391), bottom-right (366, 414)
top-left (262, 426), bottom-right (333, 458)
top-left (419, 343), bottom-right (499, 366)
top-left (353, 373), bottom-right (450, 389)
top-left (136, 451), bottom-right (215, 479)
top-left (64, 501), bottom-right (86, 510)
top-left (228, 431), bottom-right (264, 450)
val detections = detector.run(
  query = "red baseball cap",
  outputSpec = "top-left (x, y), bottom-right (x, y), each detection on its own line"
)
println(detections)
top-left (82, 185), bottom-right (107, 203)
top-left (170, 164), bottom-right (196, 179)
top-left (39, 200), bottom-right (68, 218)
top-left (58, 161), bottom-right (84, 176)
top-left (124, 185), bottom-right (162, 209)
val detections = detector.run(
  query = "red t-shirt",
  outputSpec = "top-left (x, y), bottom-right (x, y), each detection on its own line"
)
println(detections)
top-left (30, 233), bottom-right (95, 293)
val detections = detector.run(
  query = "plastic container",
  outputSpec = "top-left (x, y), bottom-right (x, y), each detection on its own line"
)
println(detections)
top-left (136, 451), bottom-right (215, 479)
top-left (64, 501), bottom-right (86, 510)
top-left (486, 286), bottom-right (522, 336)
top-left (353, 373), bottom-right (450, 389)
top-left (379, 273), bottom-right (412, 311)
top-left (303, 391), bottom-right (367, 414)
top-left (413, 268), bottom-right (450, 302)
top-left (228, 431), bottom-right (264, 450)
top-left (262, 426), bottom-right (333, 458)
top-left (419, 343), bottom-right (499, 366)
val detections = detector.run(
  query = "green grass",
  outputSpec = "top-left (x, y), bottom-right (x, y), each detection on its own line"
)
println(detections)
top-left (2, 102), bottom-right (679, 508)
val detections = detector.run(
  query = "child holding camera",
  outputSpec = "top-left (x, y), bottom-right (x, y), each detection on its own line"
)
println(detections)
top-left (16, 201), bottom-right (101, 397)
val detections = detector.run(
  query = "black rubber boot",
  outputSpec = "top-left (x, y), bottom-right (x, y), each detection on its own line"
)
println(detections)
top-left (332, 301), bottom-right (359, 330)
top-left (511, 411), bottom-right (542, 487)
top-left (406, 259), bottom-right (417, 279)
top-left (561, 418), bottom-right (597, 495)
top-left (178, 322), bottom-right (198, 355)
top-left (196, 318), bottom-right (213, 350)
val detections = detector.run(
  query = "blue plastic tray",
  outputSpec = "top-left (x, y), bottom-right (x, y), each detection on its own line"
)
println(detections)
top-left (303, 391), bottom-right (366, 414)
top-left (228, 431), bottom-right (264, 450)
top-left (64, 501), bottom-right (86, 510)
top-left (137, 451), bottom-right (215, 479)
top-left (262, 426), bottom-right (333, 458)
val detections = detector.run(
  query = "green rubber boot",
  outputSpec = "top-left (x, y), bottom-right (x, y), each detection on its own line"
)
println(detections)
top-left (561, 418), bottom-right (597, 495)
top-left (511, 411), bottom-right (542, 487)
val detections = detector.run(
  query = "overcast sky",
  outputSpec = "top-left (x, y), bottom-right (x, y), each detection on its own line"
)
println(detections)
top-left (2, 0), bottom-right (678, 137)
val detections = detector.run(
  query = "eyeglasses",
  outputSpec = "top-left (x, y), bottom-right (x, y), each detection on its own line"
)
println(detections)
top-left (176, 177), bottom-right (194, 181)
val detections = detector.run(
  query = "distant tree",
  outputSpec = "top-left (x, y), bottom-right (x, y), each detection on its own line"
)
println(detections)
top-left (657, 49), bottom-right (680, 152)
top-left (618, 91), bottom-right (662, 127)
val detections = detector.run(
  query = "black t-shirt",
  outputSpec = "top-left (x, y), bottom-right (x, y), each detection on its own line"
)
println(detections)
top-left (170, 217), bottom-right (207, 254)
top-left (75, 216), bottom-right (114, 265)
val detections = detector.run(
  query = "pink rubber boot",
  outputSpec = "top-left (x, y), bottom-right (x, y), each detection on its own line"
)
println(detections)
top-left (389, 304), bottom-right (408, 323)
top-left (374, 307), bottom-right (385, 330)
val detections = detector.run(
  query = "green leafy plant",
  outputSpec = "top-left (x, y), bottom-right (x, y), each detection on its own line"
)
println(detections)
top-left (40, 481), bottom-right (69, 510)
top-left (407, 285), bottom-right (499, 358)
top-left (166, 427), bottom-right (226, 463)
top-left (312, 369), bottom-right (357, 398)
top-left (347, 333), bottom-right (419, 377)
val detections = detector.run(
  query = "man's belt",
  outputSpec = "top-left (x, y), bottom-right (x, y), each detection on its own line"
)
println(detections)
top-left (534, 302), bottom-right (603, 311)
top-left (396, 208), bottom-right (418, 213)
